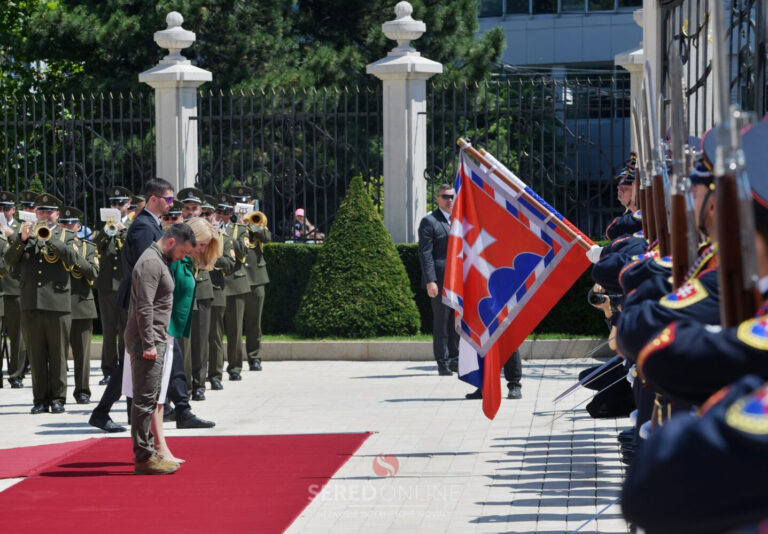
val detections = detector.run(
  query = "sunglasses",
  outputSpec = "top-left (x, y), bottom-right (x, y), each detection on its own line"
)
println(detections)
top-left (201, 211), bottom-right (214, 217)
top-left (153, 195), bottom-right (174, 204)
top-left (1, 207), bottom-right (14, 212)
top-left (440, 194), bottom-right (454, 200)
top-left (162, 214), bottom-right (181, 221)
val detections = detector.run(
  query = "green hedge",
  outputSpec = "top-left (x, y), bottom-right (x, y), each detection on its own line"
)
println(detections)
top-left (262, 242), bottom-right (606, 337)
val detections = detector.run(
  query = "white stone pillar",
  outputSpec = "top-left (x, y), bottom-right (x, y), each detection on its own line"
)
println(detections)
top-left (139, 12), bottom-right (211, 192)
top-left (615, 9), bottom-right (645, 152)
top-left (367, 2), bottom-right (442, 243)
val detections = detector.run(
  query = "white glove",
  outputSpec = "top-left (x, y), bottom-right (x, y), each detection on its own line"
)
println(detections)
top-left (586, 244), bottom-right (603, 264)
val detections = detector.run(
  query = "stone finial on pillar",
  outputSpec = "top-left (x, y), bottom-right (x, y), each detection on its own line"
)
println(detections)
top-left (367, 2), bottom-right (443, 243)
top-left (139, 12), bottom-right (211, 192)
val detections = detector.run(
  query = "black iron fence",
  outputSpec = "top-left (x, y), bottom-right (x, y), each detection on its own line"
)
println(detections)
top-left (1, 76), bottom-right (631, 239)
top-left (662, 0), bottom-right (767, 134)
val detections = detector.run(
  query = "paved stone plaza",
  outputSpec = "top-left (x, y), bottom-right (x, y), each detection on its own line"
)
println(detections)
top-left (0, 358), bottom-right (629, 533)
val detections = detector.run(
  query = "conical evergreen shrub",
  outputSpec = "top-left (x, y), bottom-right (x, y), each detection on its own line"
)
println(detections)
top-left (295, 176), bottom-right (421, 338)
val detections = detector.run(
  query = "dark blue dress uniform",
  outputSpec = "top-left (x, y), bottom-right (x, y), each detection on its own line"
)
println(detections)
top-left (622, 374), bottom-right (768, 533)
top-left (637, 298), bottom-right (768, 406)
top-left (591, 233), bottom-right (649, 294)
top-left (617, 253), bottom-right (719, 363)
top-left (605, 209), bottom-right (643, 241)
top-left (617, 250), bottom-right (672, 297)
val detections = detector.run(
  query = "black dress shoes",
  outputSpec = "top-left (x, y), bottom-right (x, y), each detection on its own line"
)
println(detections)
top-left (163, 408), bottom-right (176, 422)
top-left (9, 377), bottom-right (23, 388)
top-left (191, 389), bottom-right (206, 401)
top-left (75, 393), bottom-right (90, 405)
top-left (98, 375), bottom-right (111, 386)
top-left (228, 372), bottom-right (242, 381)
top-left (209, 378), bottom-right (223, 390)
top-left (31, 403), bottom-right (49, 414)
top-left (448, 359), bottom-right (459, 373)
top-left (437, 366), bottom-right (452, 376)
top-left (507, 385), bottom-right (522, 400)
top-left (176, 415), bottom-right (216, 429)
top-left (465, 389), bottom-right (483, 399)
top-left (89, 415), bottom-right (127, 433)
top-left (249, 360), bottom-right (262, 371)
top-left (50, 401), bottom-right (65, 414)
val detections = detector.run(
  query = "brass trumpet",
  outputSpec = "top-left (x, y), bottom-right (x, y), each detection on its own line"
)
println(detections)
top-left (246, 210), bottom-right (268, 232)
top-left (104, 222), bottom-right (119, 237)
top-left (32, 222), bottom-right (51, 241)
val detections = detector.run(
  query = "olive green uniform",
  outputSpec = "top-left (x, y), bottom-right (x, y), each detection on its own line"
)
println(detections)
top-left (181, 266), bottom-right (213, 394)
top-left (208, 232), bottom-right (238, 383)
top-left (3, 218), bottom-right (26, 384)
top-left (68, 239), bottom-right (99, 399)
top-left (5, 226), bottom-right (87, 405)
top-left (242, 226), bottom-right (270, 366)
top-left (223, 223), bottom-right (250, 375)
top-left (93, 225), bottom-right (127, 377)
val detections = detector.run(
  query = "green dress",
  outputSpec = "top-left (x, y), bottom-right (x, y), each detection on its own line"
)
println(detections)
top-left (169, 256), bottom-right (196, 339)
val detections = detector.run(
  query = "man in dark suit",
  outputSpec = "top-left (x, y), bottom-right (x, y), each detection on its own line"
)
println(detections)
top-left (418, 184), bottom-right (459, 376)
top-left (89, 178), bottom-right (214, 432)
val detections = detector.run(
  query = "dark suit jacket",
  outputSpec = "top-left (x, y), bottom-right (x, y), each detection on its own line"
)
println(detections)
top-left (418, 209), bottom-right (451, 288)
top-left (116, 209), bottom-right (163, 310)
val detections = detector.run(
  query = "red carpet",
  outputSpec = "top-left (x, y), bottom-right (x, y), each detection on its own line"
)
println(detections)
top-left (0, 433), bottom-right (370, 533)
top-left (0, 438), bottom-right (100, 479)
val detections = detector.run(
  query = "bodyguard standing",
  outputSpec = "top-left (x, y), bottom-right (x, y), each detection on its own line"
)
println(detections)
top-left (418, 184), bottom-right (459, 376)
top-left (60, 207), bottom-right (100, 404)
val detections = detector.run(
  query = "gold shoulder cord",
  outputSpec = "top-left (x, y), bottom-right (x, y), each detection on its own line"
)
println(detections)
top-left (42, 229), bottom-right (65, 265)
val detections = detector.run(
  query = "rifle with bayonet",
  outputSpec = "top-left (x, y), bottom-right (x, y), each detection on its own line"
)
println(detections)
top-left (711, 0), bottom-right (760, 327)
top-left (639, 83), bottom-right (658, 246)
top-left (668, 47), bottom-right (699, 288)
top-left (643, 63), bottom-right (671, 257)
top-left (631, 99), bottom-right (649, 239)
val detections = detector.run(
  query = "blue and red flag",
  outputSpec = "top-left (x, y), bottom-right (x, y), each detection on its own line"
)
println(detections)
top-left (443, 150), bottom-right (594, 419)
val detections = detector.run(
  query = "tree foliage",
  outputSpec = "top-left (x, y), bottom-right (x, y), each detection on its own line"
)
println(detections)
top-left (2, 0), bottom-right (504, 94)
top-left (295, 176), bottom-right (420, 338)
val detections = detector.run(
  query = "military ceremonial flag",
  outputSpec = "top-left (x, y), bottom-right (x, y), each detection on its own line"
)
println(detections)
top-left (443, 145), bottom-right (594, 419)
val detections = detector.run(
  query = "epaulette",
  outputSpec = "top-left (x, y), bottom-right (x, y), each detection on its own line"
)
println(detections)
top-left (652, 255), bottom-right (673, 268)
top-left (632, 210), bottom-right (642, 221)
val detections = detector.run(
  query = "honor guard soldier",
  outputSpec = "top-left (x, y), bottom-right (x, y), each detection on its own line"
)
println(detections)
top-left (0, 192), bottom-right (26, 388)
top-left (94, 186), bottom-right (132, 384)
top-left (623, 374), bottom-right (768, 533)
top-left (228, 185), bottom-right (270, 371)
top-left (203, 195), bottom-right (238, 390)
top-left (605, 161), bottom-right (643, 241)
top-left (217, 193), bottom-right (250, 380)
top-left (4, 194), bottom-right (90, 414)
top-left (178, 187), bottom-right (213, 400)
top-left (60, 207), bottom-right (100, 404)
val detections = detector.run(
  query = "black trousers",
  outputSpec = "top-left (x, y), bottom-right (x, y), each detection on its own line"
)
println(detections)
top-left (430, 293), bottom-right (459, 368)
top-left (166, 337), bottom-right (192, 421)
top-left (503, 350), bottom-right (522, 388)
top-left (91, 347), bottom-right (126, 422)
